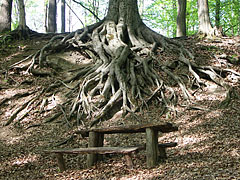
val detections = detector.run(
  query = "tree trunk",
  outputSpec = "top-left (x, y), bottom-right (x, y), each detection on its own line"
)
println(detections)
top-left (215, 0), bottom-right (220, 28)
top-left (106, 0), bottom-right (142, 27)
top-left (104, 0), bottom-right (157, 47)
top-left (197, 0), bottom-right (214, 35)
top-left (176, 0), bottom-right (187, 37)
top-left (61, 0), bottom-right (66, 33)
top-left (47, 0), bottom-right (57, 33)
top-left (172, 0), bottom-right (177, 37)
top-left (18, 0), bottom-right (26, 30)
top-left (0, 0), bottom-right (13, 33)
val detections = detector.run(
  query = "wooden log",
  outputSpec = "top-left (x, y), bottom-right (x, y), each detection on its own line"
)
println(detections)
top-left (146, 128), bottom-right (158, 168)
top-left (55, 153), bottom-right (66, 172)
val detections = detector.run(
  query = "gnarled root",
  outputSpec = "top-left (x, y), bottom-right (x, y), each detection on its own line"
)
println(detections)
top-left (22, 20), bottom-right (239, 127)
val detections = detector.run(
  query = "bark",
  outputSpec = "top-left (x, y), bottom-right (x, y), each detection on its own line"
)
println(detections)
top-left (176, 0), bottom-right (187, 37)
top-left (215, 0), bottom-right (220, 28)
top-left (0, 0), bottom-right (13, 33)
top-left (61, 0), bottom-right (66, 33)
top-left (18, 0), bottom-right (26, 30)
top-left (47, 0), bottom-right (57, 33)
top-left (106, 0), bottom-right (141, 26)
top-left (197, 0), bottom-right (213, 35)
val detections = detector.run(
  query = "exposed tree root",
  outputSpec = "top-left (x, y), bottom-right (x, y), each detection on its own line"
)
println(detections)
top-left (219, 87), bottom-right (240, 109)
top-left (15, 19), bottom-right (240, 128)
top-left (4, 89), bottom-right (44, 126)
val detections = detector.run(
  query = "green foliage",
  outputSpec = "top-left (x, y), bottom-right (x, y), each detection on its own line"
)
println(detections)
top-left (142, 0), bottom-right (177, 37)
top-left (142, 0), bottom-right (239, 37)
top-left (186, 0), bottom-right (198, 35)
top-left (218, 0), bottom-right (240, 36)
top-left (9, 0), bottom-right (240, 36)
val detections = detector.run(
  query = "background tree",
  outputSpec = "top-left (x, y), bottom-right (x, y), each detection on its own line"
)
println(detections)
top-left (14, 0), bottom-right (30, 39)
top-left (47, 0), bottom-right (57, 32)
top-left (61, 0), bottom-right (66, 33)
top-left (176, 0), bottom-right (186, 37)
top-left (215, 0), bottom-right (220, 28)
top-left (0, 0), bottom-right (13, 33)
top-left (197, 0), bottom-right (214, 35)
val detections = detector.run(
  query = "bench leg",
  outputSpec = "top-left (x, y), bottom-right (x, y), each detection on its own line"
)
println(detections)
top-left (87, 132), bottom-right (104, 167)
top-left (56, 153), bottom-right (66, 172)
top-left (146, 128), bottom-right (158, 168)
top-left (159, 147), bottom-right (167, 159)
top-left (124, 153), bottom-right (134, 169)
top-left (97, 133), bottom-right (104, 161)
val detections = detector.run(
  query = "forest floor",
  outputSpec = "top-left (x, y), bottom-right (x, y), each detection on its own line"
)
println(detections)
top-left (0, 34), bottom-right (239, 180)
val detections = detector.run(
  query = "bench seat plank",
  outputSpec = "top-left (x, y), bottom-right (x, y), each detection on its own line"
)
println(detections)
top-left (44, 146), bottom-right (140, 155)
top-left (76, 123), bottom-right (178, 137)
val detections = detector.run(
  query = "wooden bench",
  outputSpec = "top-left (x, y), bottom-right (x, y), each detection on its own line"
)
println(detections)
top-left (76, 123), bottom-right (178, 168)
top-left (44, 146), bottom-right (141, 172)
top-left (45, 142), bottom-right (177, 172)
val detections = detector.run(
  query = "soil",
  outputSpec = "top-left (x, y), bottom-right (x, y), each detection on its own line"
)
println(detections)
top-left (0, 35), bottom-right (239, 180)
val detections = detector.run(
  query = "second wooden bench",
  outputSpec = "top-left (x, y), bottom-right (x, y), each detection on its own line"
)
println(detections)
top-left (44, 146), bottom-right (140, 172)
top-left (44, 142), bottom-right (177, 172)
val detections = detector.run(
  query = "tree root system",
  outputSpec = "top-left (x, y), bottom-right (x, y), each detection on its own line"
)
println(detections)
top-left (2, 20), bottom-right (240, 128)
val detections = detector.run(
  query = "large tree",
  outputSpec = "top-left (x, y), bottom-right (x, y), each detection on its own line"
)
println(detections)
top-left (20, 0), bottom-right (235, 127)
top-left (0, 0), bottom-right (13, 33)
top-left (197, 0), bottom-right (221, 36)
top-left (197, 0), bottom-right (213, 35)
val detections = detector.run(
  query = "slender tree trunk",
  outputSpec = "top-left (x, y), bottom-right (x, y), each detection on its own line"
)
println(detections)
top-left (238, 0), bottom-right (240, 35)
top-left (197, 0), bottom-right (213, 35)
top-left (18, 0), bottom-right (26, 30)
top-left (68, 0), bottom-right (72, 32)
top-left (176, 0), bottom-right (187, 37)
top-left (172, 0), bottom-right (177, 37)
top-left (215, 0), bottom-right (220, 28)
top-left (0, 0), bottom-right (13, 33)
top-left (45, 2), bottom-right (48, 32)
top-left (61, 0), bottom-right (66, 33)
top-left (47, 0), bottom-right (57, 32)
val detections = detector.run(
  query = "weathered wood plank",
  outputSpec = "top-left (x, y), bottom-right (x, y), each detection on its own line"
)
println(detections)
top-left (44, 146), bottom-right (140, 154)
top-left (76, 123), bottom-right (178, 137)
